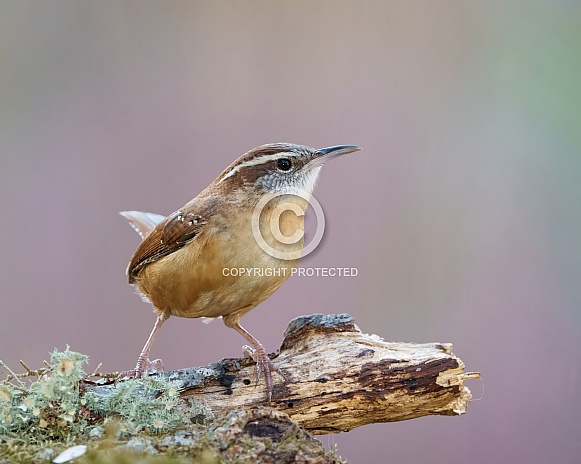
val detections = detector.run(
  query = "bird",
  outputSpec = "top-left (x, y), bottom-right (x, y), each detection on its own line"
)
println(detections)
top-left (119, 142), bottom-right (361, 400)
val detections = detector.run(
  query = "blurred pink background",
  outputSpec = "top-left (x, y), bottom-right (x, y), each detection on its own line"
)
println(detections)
top-left (1, 1), bottom-right (580, 462)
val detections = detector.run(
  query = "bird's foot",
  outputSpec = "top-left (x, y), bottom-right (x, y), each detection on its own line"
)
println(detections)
top-left (242, 344), bottom-right (284, 402)
top-left (117, 356), bottom-right (163, 380)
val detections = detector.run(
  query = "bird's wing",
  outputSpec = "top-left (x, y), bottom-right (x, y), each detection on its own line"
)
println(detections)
top-left (126, 195), bottom-right (219, 283)
top-left (120, 211), bottom-right (165, 240)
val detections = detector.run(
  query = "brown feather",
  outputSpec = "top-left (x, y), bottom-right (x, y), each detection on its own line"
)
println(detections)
top-left (127, 195), bottom-right (220, 283)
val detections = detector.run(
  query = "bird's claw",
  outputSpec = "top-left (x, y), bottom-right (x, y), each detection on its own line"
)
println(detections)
top-left (117, 356), bottom-right (163, 381)
top-left (242, 344), bottom-right (284, 402)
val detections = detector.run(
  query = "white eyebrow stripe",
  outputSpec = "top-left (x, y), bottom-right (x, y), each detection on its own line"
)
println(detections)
top-left (217, 152), bottom-right (297, 184)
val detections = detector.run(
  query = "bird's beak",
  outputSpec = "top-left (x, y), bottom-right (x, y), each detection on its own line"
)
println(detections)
top-left (306, 145), bottom-right (361, 170)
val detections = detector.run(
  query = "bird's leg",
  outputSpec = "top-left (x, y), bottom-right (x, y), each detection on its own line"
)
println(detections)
top-left (118, 314), bottom-right (166, 379)
top-left (231, 322), bottom-right (284, 402)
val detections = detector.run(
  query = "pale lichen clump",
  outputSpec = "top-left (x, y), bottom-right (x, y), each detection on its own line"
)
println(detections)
top-left (0, 348), bottom-right (208, 459)
top-left (0, 347), bottom-right (89, 443)
top-left (83, 376), bottom-right (198, 437)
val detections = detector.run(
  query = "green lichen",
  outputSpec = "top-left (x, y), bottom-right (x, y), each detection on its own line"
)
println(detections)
top-left (0, 348), bottom-right (212, 462)
top-left (0, 347), bottom-right (89, 443)
top-left (84, 377), bottom-right (194, 436)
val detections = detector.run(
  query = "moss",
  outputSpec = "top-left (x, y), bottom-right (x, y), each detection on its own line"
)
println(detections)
top-left (78, 448), bottom-right (220, 464)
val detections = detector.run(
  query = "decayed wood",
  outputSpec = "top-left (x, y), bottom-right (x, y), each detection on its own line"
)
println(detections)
top-left (91, 313), bottom-right (479, 435)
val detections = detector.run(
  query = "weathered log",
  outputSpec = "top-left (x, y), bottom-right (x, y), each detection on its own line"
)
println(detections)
top-left (90, 313), bottom-right (479, 435)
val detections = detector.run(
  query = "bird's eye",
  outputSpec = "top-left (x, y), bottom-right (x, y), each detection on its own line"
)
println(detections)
top-left (277, 158), bottom-right (292, 171)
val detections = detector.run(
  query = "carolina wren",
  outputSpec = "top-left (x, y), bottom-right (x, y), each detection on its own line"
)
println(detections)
top-left (120, 142), bottom-right (360, 400)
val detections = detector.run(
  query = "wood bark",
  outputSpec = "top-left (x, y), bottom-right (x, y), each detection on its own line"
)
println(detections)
top-left (89, 313), bottom-right (479, 435)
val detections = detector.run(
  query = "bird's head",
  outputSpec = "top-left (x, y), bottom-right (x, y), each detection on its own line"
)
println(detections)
top-left (215, 143), bottom-right (361, 197)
